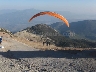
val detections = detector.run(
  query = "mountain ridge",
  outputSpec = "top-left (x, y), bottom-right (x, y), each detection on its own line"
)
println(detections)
top-left (50, 20), bottom-right (96, 40)
top-left (0, 9), bottom-right (95, 32)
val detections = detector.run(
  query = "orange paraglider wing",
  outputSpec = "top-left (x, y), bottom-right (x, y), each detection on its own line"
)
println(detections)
top-left (29, 11), bottom-right (69, 27)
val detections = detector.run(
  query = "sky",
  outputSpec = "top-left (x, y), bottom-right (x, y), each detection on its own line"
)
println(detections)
top-left (0, 0), bottom-right (96, 14)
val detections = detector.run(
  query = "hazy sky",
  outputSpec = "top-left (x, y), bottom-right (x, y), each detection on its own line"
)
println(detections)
top-left (0, 0), bottom-right (96, 14)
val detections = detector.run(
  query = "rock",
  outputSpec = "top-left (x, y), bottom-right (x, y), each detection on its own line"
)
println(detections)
top-left (40, 68), bottom-right (47, 71)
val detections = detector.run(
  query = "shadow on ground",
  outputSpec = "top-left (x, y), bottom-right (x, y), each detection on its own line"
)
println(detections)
top-left (0, 49), bottom-right (96, 59)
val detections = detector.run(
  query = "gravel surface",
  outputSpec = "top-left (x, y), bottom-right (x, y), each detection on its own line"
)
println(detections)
top-left (0, 37), bottom-right (96, 72)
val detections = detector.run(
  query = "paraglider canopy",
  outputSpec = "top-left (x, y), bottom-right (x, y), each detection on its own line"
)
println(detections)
top-left (29, 11), bottom-right (69, 27)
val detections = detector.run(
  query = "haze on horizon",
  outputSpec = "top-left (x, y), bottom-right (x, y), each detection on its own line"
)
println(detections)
top-left (0, 0), bottom-right (96, 15)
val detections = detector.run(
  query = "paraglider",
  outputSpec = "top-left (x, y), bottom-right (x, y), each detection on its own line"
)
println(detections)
top-left (29, 11), bottom-right (69, 27)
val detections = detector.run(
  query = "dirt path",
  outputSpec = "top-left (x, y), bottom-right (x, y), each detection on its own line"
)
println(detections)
top-left (0, 36), bottom-right (39, 52)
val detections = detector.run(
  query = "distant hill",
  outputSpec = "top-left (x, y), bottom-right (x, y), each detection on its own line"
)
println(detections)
top-left (0, 9), bottom-right (66, 32)
top-left (0, 9), bottom-right (96, 32)
top-left (24, 24), bottom-right (60, 36)
top-left (50, 20), bottom-right (96, 40)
